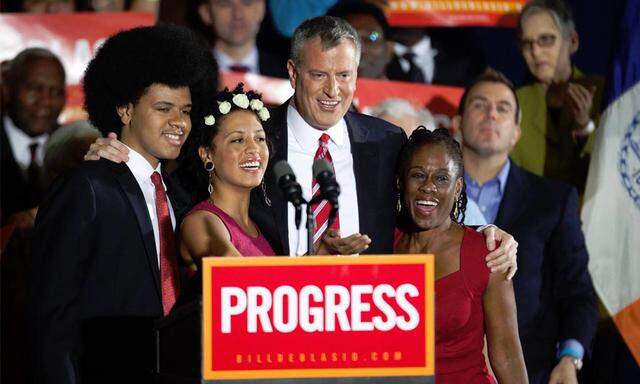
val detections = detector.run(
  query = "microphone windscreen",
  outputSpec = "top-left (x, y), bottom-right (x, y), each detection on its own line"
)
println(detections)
top-left (273, 160), bottom-right (295, 182)
top-left (312, 158), bottom-right (333, 179)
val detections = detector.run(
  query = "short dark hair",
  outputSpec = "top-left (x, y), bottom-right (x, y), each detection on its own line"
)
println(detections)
top-left (517, 0), bottom-right (575, 37)
top-left (290, 16), bottom-right (361, 66)
top-left (457, 68), bottom-right (521, 123)
top-left (328, 1), bottom-right (390, 38)
top-left (83, 24), bottom-right (218, 136)
top-left (397, 127), bottom-right (467, 228)
top-left (6, 48), bottom-right (65, 92)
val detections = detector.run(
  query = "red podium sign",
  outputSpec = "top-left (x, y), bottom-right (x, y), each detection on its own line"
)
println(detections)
top-left (202, 255), bottom-right (434, 383)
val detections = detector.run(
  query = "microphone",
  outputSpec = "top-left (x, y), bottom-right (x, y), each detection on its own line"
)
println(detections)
top-left (273, 160), bottom-right (304, 228)
top-left (312, 159), bottom-right (340, 210)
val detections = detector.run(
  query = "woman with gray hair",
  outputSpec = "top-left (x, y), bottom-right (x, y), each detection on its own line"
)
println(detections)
top-left (511, 0), bottom-right (604, 195)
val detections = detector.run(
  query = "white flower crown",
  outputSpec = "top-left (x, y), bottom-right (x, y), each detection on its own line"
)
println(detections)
top-left (203, 93), bottom-right (270, 126)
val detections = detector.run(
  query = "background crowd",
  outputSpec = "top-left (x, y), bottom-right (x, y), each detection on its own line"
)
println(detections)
top-left (0, 0), bottom-right (638, 383)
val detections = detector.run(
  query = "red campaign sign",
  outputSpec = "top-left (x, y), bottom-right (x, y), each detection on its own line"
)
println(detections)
top-left (386, 0), bottom-right (526, 27)
top-left (202, 256), bottom-right (435, 382)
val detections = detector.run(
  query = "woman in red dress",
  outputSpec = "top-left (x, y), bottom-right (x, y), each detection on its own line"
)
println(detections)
top-left (394, 127), bottom-right (528, 383)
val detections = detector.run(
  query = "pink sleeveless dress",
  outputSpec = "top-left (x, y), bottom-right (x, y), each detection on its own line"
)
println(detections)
top-left (186, 200), bottom-right (275, 256)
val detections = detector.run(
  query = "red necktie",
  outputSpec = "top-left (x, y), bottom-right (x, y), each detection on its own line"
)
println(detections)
top-left (150, 172), bottom-right (180, 316)
top-left (229, 64), bottom-right (249, 73)
top-left (311, 133), bottom-right (340, 245)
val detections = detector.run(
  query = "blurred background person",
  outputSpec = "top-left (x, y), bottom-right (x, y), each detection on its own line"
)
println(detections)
top-left (195, 0), bottom-right (287, 78)
top-left (329, 0), bottom-right (393, 80)
top-left (385, 26), bottom-right (485, 87)
top-left (1, 48), bottom-right (66, 225)
top-left (511, 0), bottom-right (604, 195)
top-left (368, 97), bottom-right (435, 137)
top-left (42, 120), bottom-right (102, 185)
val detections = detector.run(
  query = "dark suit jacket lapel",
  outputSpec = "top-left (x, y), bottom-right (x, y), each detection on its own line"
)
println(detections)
top-left (344, 112), bottom-right (378, 242)
top-left (494, 161), bottom-right (528, 229)
top-left (256, 101), bottom-right (289, 255)
top-left (109, 161), bottom-right (161, 296)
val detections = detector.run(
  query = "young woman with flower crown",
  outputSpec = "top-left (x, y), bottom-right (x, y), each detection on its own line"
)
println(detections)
top-left (179, 84), bottom-right (275, 272)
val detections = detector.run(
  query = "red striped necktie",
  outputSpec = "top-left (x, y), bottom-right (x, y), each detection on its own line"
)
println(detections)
top-left (312, 133), bottom-right (340, 245)
top-left (150, 172), bottom-right (180, 316)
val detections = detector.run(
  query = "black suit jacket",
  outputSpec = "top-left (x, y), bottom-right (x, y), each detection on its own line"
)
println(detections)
top-left (29, 159), bottom-right (188, 383)
top-left (1, 119), bottom-right (35, 224)
top-left (494, 162), bottom-right (597, 383)
top-left (386, 34), bottom-right (484, 87)
top-left (258, 48), bottom-right (288, 79)
top-left (250, 102), bottom-right (406, 256)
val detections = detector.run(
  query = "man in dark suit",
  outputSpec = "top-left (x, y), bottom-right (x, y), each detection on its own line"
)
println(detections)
top-left (196, 0), bottom-right (288, 78)
top-left (249, 15), bottom-right (403, 256)
top-left (248, 16), bottom-right (519, 265)
top-left (455, 69), bottom-right (598, 384)
top-left (1, 48), bottom-right (65, 225)
top-left (28, 25), bottom-right (217, 383)
top-left (385, 27), bottom-right (485, 87)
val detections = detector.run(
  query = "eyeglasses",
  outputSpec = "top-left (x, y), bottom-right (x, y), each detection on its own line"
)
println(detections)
top-left (518, 34), bottom-right (557, 51)
top-left (359, 30), bottom-right (383, 45)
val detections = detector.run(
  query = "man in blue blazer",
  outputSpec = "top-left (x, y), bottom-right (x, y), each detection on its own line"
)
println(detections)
top-left (456, 69), bottom-right (598, 384)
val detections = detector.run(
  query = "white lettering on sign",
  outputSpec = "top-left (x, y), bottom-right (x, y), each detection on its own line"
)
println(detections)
top-left (220, 284), bottom-right (421, 334)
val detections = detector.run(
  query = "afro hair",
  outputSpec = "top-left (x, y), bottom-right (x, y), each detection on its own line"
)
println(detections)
top-left (83, 23), bottom-right (219, 137)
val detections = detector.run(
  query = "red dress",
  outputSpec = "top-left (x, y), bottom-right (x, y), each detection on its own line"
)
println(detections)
top-left (396, 227), bottom-right (495, 384)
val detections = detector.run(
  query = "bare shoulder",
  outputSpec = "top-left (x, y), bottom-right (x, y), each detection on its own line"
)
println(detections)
top-left (180, 210), bottom-right (231, 243)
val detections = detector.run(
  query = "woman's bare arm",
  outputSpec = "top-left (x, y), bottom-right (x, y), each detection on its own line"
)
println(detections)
top-left (179, 211), bottom-right (242, 271)
top-left (484, 271), bottom-right (529, 383)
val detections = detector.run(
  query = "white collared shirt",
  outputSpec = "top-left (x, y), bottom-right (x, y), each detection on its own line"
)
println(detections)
top-left (286, 103), bottom-right (360, 256)
top-left (124, 146), bottom-right (176, 267)
top-left (213, 46), bottom-right (260, 74)
top-left (3, 115), bottom-right (48, 172)
top-left (393, 35), bottom-right (438, 83)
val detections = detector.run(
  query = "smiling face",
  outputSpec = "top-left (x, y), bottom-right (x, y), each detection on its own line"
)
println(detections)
top-left (119, 84), bottom-right (192, 168)
top-left (403, 143), bottom-right (463, 231)
top-left (201, 109), bottom-right (269, 191)
top-left (459, 81), bottom-right (521, 158)
top-left (287, 37), bottom-right (358, 130)
top-left (519, 10), bottom-right (576, 84)
top-left (8, 57), bottom-right (66, 137)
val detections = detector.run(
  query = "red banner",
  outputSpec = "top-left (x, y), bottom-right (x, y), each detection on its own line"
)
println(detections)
top-left (0, 12), bottom-right (155, 122)
top-left (202, 256), bottom-right (435, 382)
top-left (1, 13), bottom-right (463, 127)
top-left (386, 0), bottom-right (526, 27)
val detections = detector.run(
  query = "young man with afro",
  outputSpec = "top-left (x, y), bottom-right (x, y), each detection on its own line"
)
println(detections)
top-left (28, 25), bottom-right (218, 383)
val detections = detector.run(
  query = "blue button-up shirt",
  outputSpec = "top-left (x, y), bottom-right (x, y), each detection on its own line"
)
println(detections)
top-left (464, 160), bottom-right (511, 224)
